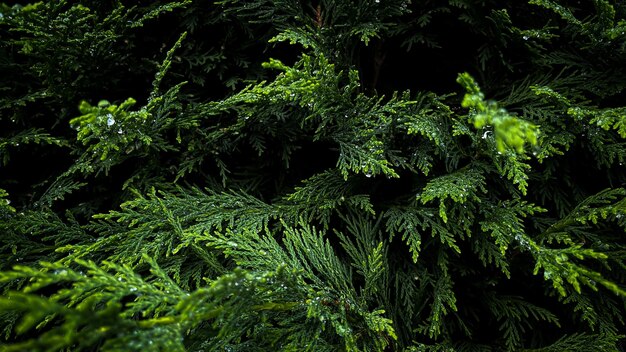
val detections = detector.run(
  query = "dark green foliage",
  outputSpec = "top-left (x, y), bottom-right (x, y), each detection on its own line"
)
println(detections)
top-left (1, 0), bottom-right (626, 351)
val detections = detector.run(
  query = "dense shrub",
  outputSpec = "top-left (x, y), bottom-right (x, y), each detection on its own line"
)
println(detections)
top-left (1, 1), bottom-right (626, 350)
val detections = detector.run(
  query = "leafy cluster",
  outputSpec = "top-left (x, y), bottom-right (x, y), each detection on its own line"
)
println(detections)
top-left (1, 0), bottom-right (626, 351)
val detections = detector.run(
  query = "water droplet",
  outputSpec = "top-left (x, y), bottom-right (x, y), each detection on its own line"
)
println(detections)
top-left (106, 114), bottom-right (115, 126)
top-left (523, 36), bottom-right (529, 40)
top-left (365, 172), bottom-right (372, 178)
top-left (543, 270), bottom-right (552, 280)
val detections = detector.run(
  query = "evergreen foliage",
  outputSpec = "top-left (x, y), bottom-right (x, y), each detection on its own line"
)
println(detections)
top-left (1, 0), bottom-right (626, 351)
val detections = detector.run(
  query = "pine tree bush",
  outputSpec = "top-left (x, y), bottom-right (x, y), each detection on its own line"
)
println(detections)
top-left (1, 0), bottom-right (626, 351)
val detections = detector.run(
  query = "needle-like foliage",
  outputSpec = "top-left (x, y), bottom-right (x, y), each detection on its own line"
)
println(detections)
top-left (1, 0), bottom-right (626, 351)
